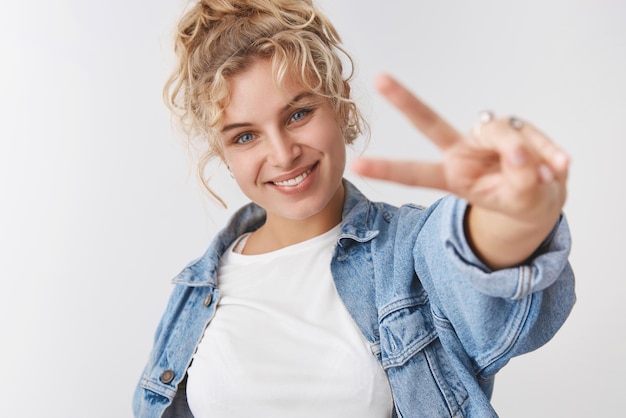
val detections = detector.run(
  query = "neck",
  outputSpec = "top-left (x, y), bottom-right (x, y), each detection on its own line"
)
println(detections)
top-left (242, 184), bottom-right (345, 255)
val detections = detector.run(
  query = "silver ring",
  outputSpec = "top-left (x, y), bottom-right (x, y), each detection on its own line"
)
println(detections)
top-left (472, 110), bottom-right (495, 137)
top-left (509, 116), bottom-right (524, 130)
top-left (479, 110), bottom-right (495, 124)
top-left (472, 110), bottom-right (496, 138)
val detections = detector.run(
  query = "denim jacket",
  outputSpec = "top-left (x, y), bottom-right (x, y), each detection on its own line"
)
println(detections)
top-left (133, 180), bottom-right (575, 417)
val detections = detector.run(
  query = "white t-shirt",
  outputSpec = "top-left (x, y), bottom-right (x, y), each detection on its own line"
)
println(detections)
top-left (186, 225), bottom-right (394, 418)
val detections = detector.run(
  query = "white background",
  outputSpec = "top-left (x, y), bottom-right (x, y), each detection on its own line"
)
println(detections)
top-left (1, 0), bottom-right (624, 416)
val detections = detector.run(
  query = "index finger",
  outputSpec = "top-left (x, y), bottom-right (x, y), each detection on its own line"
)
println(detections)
top-left (376, 73), bottom-right (461, 149)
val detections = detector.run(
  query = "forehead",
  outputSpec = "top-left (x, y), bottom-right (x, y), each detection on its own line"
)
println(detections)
top-left (222, 59), bottom-right (310, 119)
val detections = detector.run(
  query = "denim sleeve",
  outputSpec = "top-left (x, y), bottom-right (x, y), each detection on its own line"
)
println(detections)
top-left (412, 195), bottom-right (576, 377)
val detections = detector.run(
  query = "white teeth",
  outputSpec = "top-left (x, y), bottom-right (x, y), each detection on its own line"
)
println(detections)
top-left (273, 168), bottom-right (312, 187)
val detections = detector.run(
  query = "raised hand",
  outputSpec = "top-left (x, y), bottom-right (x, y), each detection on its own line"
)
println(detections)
top-left (352, 74), bottom-right (570, 269)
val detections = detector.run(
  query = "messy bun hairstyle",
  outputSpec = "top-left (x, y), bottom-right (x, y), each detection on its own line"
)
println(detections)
top-left (164, 0), bottom-right (364, 204)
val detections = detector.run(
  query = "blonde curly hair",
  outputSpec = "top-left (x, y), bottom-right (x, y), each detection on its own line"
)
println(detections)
top-left (164, 0), bottom-right (365, 205)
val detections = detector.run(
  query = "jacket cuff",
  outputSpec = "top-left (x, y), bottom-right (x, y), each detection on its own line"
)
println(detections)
top-left (440, 196), bottom-right (572, 300)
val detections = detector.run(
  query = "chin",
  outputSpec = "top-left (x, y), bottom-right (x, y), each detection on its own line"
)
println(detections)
top-left (276, 204), bottom-right (326, 221)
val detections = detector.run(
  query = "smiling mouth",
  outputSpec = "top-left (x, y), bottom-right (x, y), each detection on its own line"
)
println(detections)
top-left (271, 164), bottom-right (316, 187)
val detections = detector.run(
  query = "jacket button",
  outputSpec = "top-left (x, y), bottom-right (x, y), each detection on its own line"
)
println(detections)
top-left (160, 369), bottom-right (175, 384)
top-left (203, 294), bottom-right (213, 307)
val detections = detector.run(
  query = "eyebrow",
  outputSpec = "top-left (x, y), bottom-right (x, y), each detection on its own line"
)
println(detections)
top-left (220, 92), bottom-right (316, 133)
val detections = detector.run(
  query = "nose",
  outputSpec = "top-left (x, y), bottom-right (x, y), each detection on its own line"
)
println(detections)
top-left (266, 130), bottom-right (301, 167)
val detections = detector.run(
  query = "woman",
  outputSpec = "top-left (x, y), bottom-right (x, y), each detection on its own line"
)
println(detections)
top-left (134, 1), bottom-right (575, 416)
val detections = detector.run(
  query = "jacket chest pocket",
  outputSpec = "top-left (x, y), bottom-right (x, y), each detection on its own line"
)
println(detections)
top-left (379, 299), bottom-right (468, 417)
top-left (379, 296), bottom-right (437, 368)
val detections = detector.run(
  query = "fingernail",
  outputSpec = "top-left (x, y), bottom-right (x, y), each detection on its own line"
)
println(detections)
top-left (479, 110), bottom-right (495, 124)
top-left (539, 164), bottom-right (554, 182)
top-left (553, 152), bottom-right (569, 169)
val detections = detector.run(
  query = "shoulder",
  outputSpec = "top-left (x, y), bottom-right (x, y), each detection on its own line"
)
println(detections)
top-left (341, 181), bottom-right (459, 249)
top-left (342, 180), bottom-right (433, 225)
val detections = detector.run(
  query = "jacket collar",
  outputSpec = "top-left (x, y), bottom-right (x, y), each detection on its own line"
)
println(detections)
top-left (172, 179), bottom-right (379, 286)
top-left (337, 180), bottom-right (380, 247)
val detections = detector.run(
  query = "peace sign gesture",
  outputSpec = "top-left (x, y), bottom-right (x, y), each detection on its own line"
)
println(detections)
top-left (352, 74), bottom-right (570, 269)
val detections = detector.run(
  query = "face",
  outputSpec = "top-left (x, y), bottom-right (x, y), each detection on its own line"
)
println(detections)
top-left (219, 59), bottom-right (346, 226)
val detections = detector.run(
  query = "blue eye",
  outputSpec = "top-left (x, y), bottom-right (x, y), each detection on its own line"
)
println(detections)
top-left (290, 109), bottom-right (311, 122)
top-left (235, 133), bottom-right (254, 144)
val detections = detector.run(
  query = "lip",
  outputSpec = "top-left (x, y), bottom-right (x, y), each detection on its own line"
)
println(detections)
top-left (266, 162), bottom-right (318, 194)
top-left (266, 162), bottom-right (318, 185)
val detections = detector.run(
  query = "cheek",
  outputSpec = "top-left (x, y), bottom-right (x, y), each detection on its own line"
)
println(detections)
top-left (329, 127), bottom-right (347, 156)
top-left (224, 152), bottom-right (258, 182)
top-left (334, 144), bottom-right (347, 170)
top-left (221, 147), bottom-right (240, 169)
top-left (315, 118), bottom-right (344, 146)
